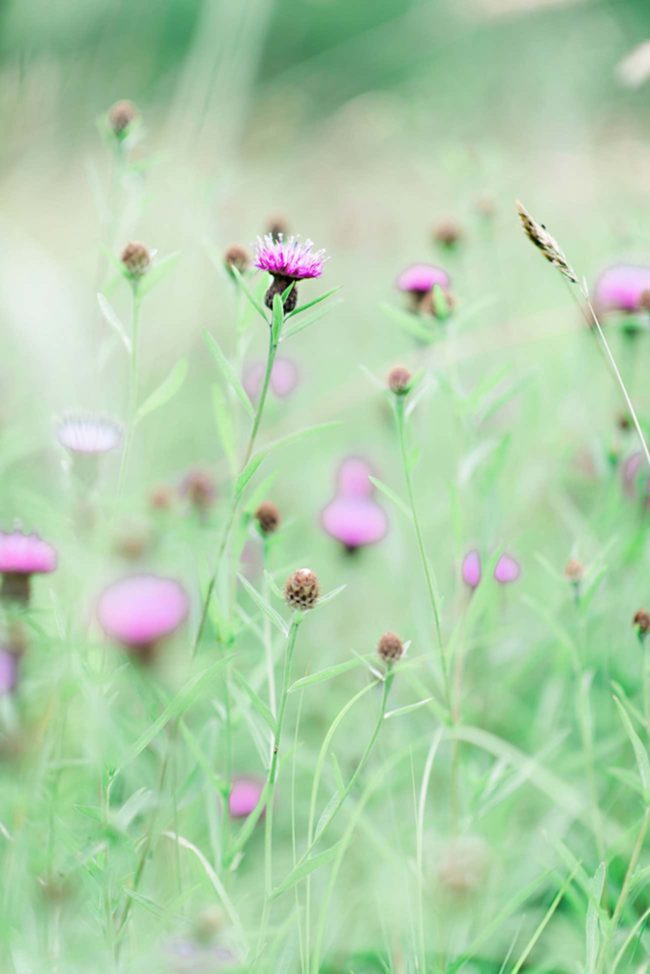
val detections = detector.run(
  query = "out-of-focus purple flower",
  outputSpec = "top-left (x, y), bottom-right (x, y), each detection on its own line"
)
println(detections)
top-left (228, 776), bottom-right (264, 818)
top-left (243, 357), bottom-right (299, 403)
top-left (461, 550), bottom-right (482, 590)
top-left (396, 263), bottom-right (450, 294)
top-left (254, 235), bottom-right (326, 280)
top-left (621, 451), bottom-right (650, 504)
top-left (56, 415), bottom-right (122, 454)
top-left (321, 496), bottom-right (388, 552)
top-left (494, 553), bottom-right (521, 585)
top-left (166, 938), bottom-right (238, 973)
top-left (0, 531), bottom-right (57, 604)
top-left (594, 265), bottom-right (650, 313)
top-left (97, 574), bottom-right (189, 659)
top-left (336, 457), bottom-right (374, 498)
top-left (0, 649), bottom-right (19, 695)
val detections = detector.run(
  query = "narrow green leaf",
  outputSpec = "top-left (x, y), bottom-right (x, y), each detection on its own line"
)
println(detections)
top-left (287, 286), bottom-right (342, 319)
top-left (231, 669), bottom-right (276, 734)
top-left (97, 292), bottom-right (131, 352)
top-left (586, 862), bottom-right (606, 974)
top-left (288, 657), bottom-right (367, 693)
top-left (271, 842), bottom-right (342, 898)
top-left (368, 476), bottom-right (413, 522)
top-left (237, 573), bottom-right (288, 637)
top-left (380, 302), bottom-right (435, 343)
top-left (211, 384), bottom-right (237, 474)
top-left (272, 292), bottom-right (286, 343)
top-left (203, 330), bottom-right (255, 419)
top-left (235, 455), bottom-right (265, 497)
top-left (135, 358), bottom-right (188, 423)
top-left (613, 695), bottom-right (650, 802)
top-left (282, 302), bottom-right (338, 341)
top-left (229, 265), bottom-right (269, 321)
top-left (385, 698), bottom-right (432, 720)
top-left (256, 421), bottom-right (342, 459)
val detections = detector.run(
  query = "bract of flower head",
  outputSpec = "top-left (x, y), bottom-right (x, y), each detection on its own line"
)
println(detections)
top-left (56, 415), bottom-right (122, 455)
top-left (254, 234), bottom-right (326, 280)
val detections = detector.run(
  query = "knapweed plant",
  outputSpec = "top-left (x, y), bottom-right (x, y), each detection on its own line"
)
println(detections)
top-left (2, 79), bottom-right (650, 974)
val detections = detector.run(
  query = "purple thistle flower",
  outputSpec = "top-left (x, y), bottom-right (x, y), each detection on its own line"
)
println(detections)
top-left (0, 530), bottom-right (57, 604)
top-left (243, 357), bottom-right (299, 402)
top-left (396, 263), bottom-right (450, 295)
top-left (56, 415), bottom-right (122, 455)
top-left (0, 649), bottom-right (19, 695)
top-left (594, 264), bottom-right (650, 314)
top-left (461, 549), bottom-right (482, 590)
top-left (336, 456), bottom-right (375, 498)
top-left (254, 234), bottom-right (326, 280)
top-left (97, 574), bottom-right (189, 661)
top-left (494, 553), bottom-right (521, 585)
top-left (322, 457), bottom-right (388, 553)
top-left (228, 776), bottom-right (264, 819)
top-left (254, 234), bottom-right (327, 313)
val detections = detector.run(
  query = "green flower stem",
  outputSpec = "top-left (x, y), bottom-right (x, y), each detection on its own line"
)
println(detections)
top-left (117, 285), bottom-right (142, 495)
top-left (192, 322), bottom-right (280, 656)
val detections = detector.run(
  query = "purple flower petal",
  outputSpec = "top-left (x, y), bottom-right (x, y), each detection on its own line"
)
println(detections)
top-left (0, 649), bottom-right (18, 695)
top-left (97, 574), bottom-right (189, 649)
top-left (321, 496), bottom-right (388, 549)
top-left (228, 776), bottom-right (263, 818)
top-left (494, 553), bottom-right (521, 585)
top-left (396, 263), bottom-right (450, 294)
top-left (243, 357), bottom-right (299, 402)
top-left (461, 549), bottom-right (482, 589)
top-left (0, 531), bottom-right (57, 575)
top-left (594, 264), bottom-right (650, 313)
top-left (336, 457), bottom-right (374, 498)
top-left (254, 235), bottom-right (326, 280)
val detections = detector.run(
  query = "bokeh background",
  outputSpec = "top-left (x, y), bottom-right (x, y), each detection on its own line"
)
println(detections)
top-left (2, 0), bottom-right (650, 971)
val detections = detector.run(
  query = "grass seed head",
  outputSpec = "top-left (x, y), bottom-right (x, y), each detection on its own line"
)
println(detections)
top-left (516, 200), bottom-right (577, 283)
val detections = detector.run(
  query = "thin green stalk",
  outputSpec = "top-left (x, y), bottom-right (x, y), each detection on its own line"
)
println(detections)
top-left (256, 614), bottom-right (302, 959)
top-left (117, 286), bottom-right (142, 495)
top-left (192, 325), bottom-right (279, 656)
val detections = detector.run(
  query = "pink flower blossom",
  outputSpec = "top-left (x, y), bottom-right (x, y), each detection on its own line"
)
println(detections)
top-left (228, 776), bottom-right (264, 818)
top-left (0, 531), bottom-right (57, 575)
top-left (254, 235), bottom-right (326, 280)
top-left (396, 263), bottom-right (450, 294)
top-left (56, 415), bottom-right (122, 454)
top-left (0, 649), bottom-right (18, 694)
top-left (594, 265), bottom-right (650, 313)
top-left (461, 549), bottom-right (482, 590)
top-left (97, 574), bottom-right (189, 655)
top-left (494, 553), bottom-right (521, 585)
top-left (243, 358), bottom-right (299, 402)
top-left (321, 496), bottom-right (388, 551)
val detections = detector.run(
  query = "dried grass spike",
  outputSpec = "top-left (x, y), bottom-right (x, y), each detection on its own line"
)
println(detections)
top-left (516, 200), bottom-right (577, 283)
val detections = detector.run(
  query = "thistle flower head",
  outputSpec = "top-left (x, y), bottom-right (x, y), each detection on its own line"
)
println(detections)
top-left (516, 200), bottom-right (577, 283)
top-left (56, 415), bottom-right (122, 455)
top-left (321, 495), bottom-right (388, 552)
top-left (594, 264), bottom-right (650, 314)
top-left (179, 468), bottom-right (217, 514)
top-left (284, 568), bottom-right (320, 610)
top-left (462, 549), bottom-right (482, 590)
top-left (564, 558), bottom-right (584, 583)
top-left (634, 609), bottom-right (650, 639)
top-left (0, 531), bottom-right (57, 604)
top-left (255, 501), bottom-right (281, 536)
top-left (0, 648), bottom-right (19, 695)
top-left (377, 631), bottom-right (404, 664)
top-left (228, 776), bottom-right (264, 818)
top-left (434, 220), bottom-right (463, 249)
top-left (97, 574), bottom-right (189, 658)
top-left (224, 244), bottom-right (250, 276)
top-left (243, 358), bottom-right (299, 402)
top-left (396, 263), bottom-right (450, 294)
top-left (120, 241), bottom-right (151, 279)
top-left (108, 100), bottom-right (137, 137)
top-left (388, 365), bottom-right (412, 396)
top-left (494, 553), bottom-right (521, 585)
top-left (254, 234), bottom-right (326, 280)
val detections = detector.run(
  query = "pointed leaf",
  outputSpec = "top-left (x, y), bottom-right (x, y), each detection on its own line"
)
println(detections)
top-left (368, 476), bottom-right (413, 522)
top-left (135, 358), bottom-right (188, 424)
top-left (97, 292), bottom-right (131, 352)
top-left (204, 330), bottom-right (254, 419)
top-left (237, 574), bottom-right (288, 636)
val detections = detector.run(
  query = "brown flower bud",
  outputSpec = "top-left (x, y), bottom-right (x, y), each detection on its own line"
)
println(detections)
top-left (108, 100), bottom-right (137, 137)
top-left (120, 241), bottom-right (151, 279)
top-left (284, 568), bottom-right (319, 610)
top-left (634, 609), bottom-right (650, 637)
top-left (388, 366), bottom-right (412, 396)
top-left (150, 484), bottom-right (174, 511)
top-left (255, 501), bottom-right (281, 536)
top-left (377, 631), bottom-right (404, 663)
top-left (434, 220), bottom-right (463, 249)
top-left (564, 559), bottom-right (584, 583)
top-left (224, 244), bottom-right (250, 275)
top-left (180, 468), bottom-right (216, 513)
top-left (267, 215), bottom-right (289, 242)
